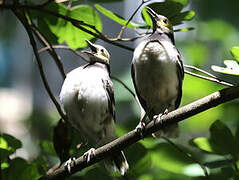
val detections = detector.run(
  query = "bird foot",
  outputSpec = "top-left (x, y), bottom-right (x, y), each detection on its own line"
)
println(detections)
top-left (83, 148), bottom-right (96, 162)
top-left (135, 121), bottom-right (146, 137)
top-left (64, 157), bottom-right (76, 173)
top-left (163, 109), bottom-right (169, 115)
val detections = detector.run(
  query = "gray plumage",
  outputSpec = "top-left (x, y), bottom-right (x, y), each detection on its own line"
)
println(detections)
top-left (131, 8), bottom-right (184, 138)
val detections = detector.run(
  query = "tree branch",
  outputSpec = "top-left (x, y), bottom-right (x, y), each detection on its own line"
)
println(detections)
top-left (185, 70), bottom-right (234, 87)
top-left (12, 8), bottom-right (67, 121)
top-left (27, 13), bottom-right (66, 79)
top-left (23, 5), bottom-right (134, 51)
top-left (39, 85), bottom-right (239, 180)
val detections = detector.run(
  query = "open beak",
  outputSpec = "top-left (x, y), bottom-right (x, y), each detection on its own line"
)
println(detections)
top-left (146, 7), bottom-right (158, 31)
top-left (146, 7), bottom-right (157, 20)
top-left (85, 39), bottom-right (97, 53)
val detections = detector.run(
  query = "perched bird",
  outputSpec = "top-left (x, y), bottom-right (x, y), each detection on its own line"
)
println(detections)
top-left (131, 7), bottom-right (184, 138)
top-left (60, 40), bottom-right (129, 175)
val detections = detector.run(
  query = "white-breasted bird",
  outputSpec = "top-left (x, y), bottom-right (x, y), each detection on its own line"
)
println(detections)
top-left (59, 40), bottom-right (129, 175)
top-left (131, 7), bottom-right (184, 138)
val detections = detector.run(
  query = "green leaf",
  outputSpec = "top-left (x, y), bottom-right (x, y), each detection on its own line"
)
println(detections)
top-left (190, 137), bottom-right (215, 153)
top-left (2, 157), bottom-right (41, 180)
top-left (190, 120), bottom-right (239, 156)
top-left (210, 120), bottom-right (238, 156)
top-left (174, 27), bottom-right (195, 32)
top-left (172, 10), bottom-right (195, 25)
top-left (230, 46), bottom-right (239, 62)
top-left (150, 142), bottom-right (194, 174)
top-left (190, 137), bottom-right (230, 155)
top-left (139, 138), bottom-right (158, 149)
top-left (126, 143), bottom-right (151, 177)
top-left (83, 168), bottom-right (111, 179)
top-left (36, 3), bottom-right (102, 49)
top-left (142, 1), bottom-right (195, 27)
top-left (141, 8), bottom-right (152, 29)
top-left (0, 133), bottom-right (22, 159)
top-left (94, 4), bottom-right (146, 28)
top-left (1, 162), bottom-right (9, 169)
top-left (126, 143), bottom-right (148, 166)
top-left (211, 60), bottom-right (239, 75)
top-left (183, 164), bottom-right (208, 177)
top-left (0, 148), bottom-right (12, 160)
top-left (171, 0), bottom-right (189, 7)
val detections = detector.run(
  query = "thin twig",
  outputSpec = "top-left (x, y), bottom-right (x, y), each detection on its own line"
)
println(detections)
top-left (162, 136), bottom-right (209, 178)
top-left (12, 8), bottom-right (67, 121)
top-left (111, 76), bottom-right (136, 98)
top-left (184, 65), bottom-right (217, 78)
top-left (27, 12), bottom-right (66, 79)
top-left (39, 85), bottom-right (239, 179)
top-left (0, 3), bottom-right (134, 51)
top-left (115, 0), bottom-right (146, 40)
top-left (38, 45), bottom-right (90, 63)
top-left (110, 32), bottom-right (147, 41)
top-left (185, 70), bottom-right (234, 87)
top-left (23, 5), bottom-right (134, 51)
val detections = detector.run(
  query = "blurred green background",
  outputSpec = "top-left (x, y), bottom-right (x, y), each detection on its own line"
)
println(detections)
top-left (1, 0), bottom-right (239, 179)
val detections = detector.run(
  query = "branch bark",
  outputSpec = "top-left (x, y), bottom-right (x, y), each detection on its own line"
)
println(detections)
top-left (12, 8), bottom-right (67, 121)
top-left (39, 85), bottom-right (239, 180)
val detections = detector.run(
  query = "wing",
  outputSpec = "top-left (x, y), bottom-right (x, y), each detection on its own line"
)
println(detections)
top-left (131, 63), bottom-right (148, 112)
top-left (102, 79), bottom-right (116, 121)
top-left (175, 50), bottom-right (184, 109)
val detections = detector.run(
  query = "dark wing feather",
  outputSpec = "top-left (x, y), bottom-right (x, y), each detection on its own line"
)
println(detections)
top-left (131, 63), bottom-right (148, 112)
top-left (175, 50), bottom-right (184, 109)
top-left (102, 79), bottom-right (116, 121)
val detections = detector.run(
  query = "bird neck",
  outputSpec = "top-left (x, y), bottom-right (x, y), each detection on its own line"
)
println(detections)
top-left (85, 62), bottom-right (111, 75)
top-left (151, 30), bottom-right (175, 45)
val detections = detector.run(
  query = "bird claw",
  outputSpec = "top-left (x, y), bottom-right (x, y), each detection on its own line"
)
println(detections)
top-left (135, 121), bottom-right (146, 137)
top-left (84, 148), bottom-right (96, 162)
top-left (64, 157), bottom-right (76, 173)
top-left (163, 109), bottom-right (169, 115)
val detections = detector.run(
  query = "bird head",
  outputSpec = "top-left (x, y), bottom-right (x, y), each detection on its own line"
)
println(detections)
top-left (83, 40), bottom-right (110, 65)
top-left (146, 7), bottom-right (173, 35)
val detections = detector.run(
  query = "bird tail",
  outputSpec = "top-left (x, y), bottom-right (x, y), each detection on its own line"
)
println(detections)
top-left (104, 150), bottom-right (129, 175)
top-left (152, 123), bottom-right (179, 138)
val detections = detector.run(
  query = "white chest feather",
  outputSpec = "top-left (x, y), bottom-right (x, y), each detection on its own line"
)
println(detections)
top-left (133, 41), bottom-right (180, 113)
top-left (59, 66), bottom-right (115, 145)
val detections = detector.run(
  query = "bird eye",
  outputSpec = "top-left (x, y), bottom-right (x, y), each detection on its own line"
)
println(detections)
top-left (101, 49), bottom-right (104, 53)
top-left (163, 19), bottom-right (168, 24)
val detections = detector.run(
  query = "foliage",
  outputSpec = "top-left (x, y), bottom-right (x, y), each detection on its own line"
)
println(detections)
top-left (0, 0), bottom-right (239, 180)
top-left (211, 46), bottom-right (239, 75)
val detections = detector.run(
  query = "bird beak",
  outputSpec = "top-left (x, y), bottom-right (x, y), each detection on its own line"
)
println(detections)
top-left (85, 39), bottom-right (97, 53)
top-left (146, 7), bottom-right (158, 31)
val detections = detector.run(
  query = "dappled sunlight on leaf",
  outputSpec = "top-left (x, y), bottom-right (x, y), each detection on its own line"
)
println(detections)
top-left (35, 3), bottom-right (102, 49)
top-left (190, 120), bottom-right (239, 156)
top-left (230, 46), bottom-right (239, 62)
top-left (95, 4), bottom-right (147, 28)
top-left (211, 60), bottom-right (239, 75)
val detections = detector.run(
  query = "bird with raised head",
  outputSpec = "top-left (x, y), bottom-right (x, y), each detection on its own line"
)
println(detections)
top-left (131, 7), bottom-right (184, 138)
top-left (60, 40), bottom-right (129, 175)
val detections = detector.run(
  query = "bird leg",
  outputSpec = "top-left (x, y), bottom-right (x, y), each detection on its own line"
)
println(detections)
top-left (83, 148), bottom-right (96, 162)
top-left (64, 157), bottom-right (76, 173)
top-left (64, 142), bottom-right (87, 173)
top-left (153, 108), bottom-right (169, 124)
top-left (135, 111), bottom-right (147, 137)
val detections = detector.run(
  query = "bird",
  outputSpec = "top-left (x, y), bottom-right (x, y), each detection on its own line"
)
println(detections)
top-left (59, 40), bottom-right (129, 175)
top-left (131, 7), bottom-right (184, 138)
